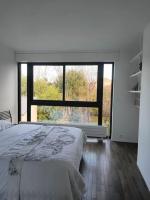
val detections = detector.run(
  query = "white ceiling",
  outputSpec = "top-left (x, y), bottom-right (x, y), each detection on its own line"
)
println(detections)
top-left (0, 0), bottom-right (150, 52)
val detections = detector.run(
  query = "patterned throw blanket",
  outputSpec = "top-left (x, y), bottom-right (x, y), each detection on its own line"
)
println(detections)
top-left (0, 124), bottom-right (86, 200)
top-left (0, 126), bottom-right (76, 175)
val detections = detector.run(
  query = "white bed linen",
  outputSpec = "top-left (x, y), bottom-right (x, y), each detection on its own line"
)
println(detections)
top-left (0, 124), bottom-right (86, 200)
top-left (0, 120), bottom-right (12, 132)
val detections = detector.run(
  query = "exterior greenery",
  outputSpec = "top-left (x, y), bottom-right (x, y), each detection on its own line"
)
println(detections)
top-left (21, 68), bottom-right (111, 128)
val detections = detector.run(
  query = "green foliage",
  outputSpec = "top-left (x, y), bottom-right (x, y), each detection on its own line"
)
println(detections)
top-left (37, 106), bottom-right (60, 122)
top-left (55, 75), bottom-right (63, 94)
top-left (55, 70), bottom-right (88, 101)
top-left (21, 76), bottom-right (27, 96)
top-left (65, 70), bottom-right (88, 100)
top-left (34, 79), bottom-right (61, 100)
top-left (33, 79), bottom-right (61, 121)
top-left (21, 69), bottom-right (112, 128)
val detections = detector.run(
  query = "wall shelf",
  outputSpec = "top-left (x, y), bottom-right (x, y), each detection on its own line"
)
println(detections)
top-left (130, 51), bottom-right (143, 63)
top-left (130, 70), bottom-right (142, 78)
top-left (128, 90), bottom-right (141, 93)
top-left (129, 50), bottom-right (142, 108)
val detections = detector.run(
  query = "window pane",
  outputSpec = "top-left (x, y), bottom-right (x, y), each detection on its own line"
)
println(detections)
top-left (21, 64), bottom-right (27, 122)
top-left (31, 106), bottom-right (98, 125)
top-left (65, 65), bottom-right (98, 101)
top-left (102, 64), bottom-right (113, 132)
top-left (33, 65), bottom-right (63, 100)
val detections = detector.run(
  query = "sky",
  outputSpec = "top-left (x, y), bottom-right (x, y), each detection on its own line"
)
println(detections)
top-left (104, 64), bottom-right (113, 80)
top-left (21, 63), bottom-right (113, 80)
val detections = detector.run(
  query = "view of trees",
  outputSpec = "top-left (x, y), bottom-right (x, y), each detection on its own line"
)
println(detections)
top-left (21, 65), bottom-right (112, 129)
top-left (103, 78), bottom-right (112, 128)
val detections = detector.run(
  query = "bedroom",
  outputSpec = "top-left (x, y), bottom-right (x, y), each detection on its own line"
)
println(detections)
top-left (0, 0), bottom-right (150, 199)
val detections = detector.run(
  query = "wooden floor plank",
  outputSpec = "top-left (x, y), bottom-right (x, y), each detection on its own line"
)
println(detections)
top-left (80, 139), bottom-right (150, 200)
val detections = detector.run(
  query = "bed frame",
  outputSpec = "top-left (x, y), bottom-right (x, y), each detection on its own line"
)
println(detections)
top-left (0, 110), bottom-right (12, 122)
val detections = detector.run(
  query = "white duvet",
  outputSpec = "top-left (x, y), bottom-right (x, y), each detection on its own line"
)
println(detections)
top-left (0, 124), bottom-right (86, 200)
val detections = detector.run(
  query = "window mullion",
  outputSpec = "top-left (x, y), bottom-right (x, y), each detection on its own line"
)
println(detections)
top-left (27, 63), bottom-right (33, 121)
top-left (18, 63), bottom-right (21, 122)
top-left (97, 63), bottom-right (104, 125)
top-left (63, 65), bottom-right (66, 101)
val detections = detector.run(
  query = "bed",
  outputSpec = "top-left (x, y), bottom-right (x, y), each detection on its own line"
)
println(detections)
top-left (0, 118), bottom-right (86, 200)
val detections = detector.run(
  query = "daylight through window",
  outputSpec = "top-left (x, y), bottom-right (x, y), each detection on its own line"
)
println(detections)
top-left (19, 63), bottom-right (113, 135)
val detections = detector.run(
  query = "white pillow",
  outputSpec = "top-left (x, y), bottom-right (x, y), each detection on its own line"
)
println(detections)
top-left (0, 120), bottom-right (12, 132)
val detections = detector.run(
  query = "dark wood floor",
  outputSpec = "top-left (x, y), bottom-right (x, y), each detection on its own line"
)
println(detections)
top-left (80, 139), bottom-right (150, 200)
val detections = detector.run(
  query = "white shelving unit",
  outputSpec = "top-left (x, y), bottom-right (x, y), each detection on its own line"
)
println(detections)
top-left (128, 90), bottom-right (141, 94)
top-left (129, 51), bottom-right (142, 107)
top-left (130, 70), bottom-right (142, 78)
top-left (130, 50), bottom-right (143, 63)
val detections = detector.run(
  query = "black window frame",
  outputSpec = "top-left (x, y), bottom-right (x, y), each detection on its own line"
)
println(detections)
top-left (18, 62), bottom-right (114, 136)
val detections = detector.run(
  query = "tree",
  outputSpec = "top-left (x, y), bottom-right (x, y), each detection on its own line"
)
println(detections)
top-left (21, 76), bottom-right (27, 96)
top-left (66, 70), bottom-right (88, 101)
top-left (33, 79), bottom-right (61, 121)
top-left (55, 70), bottom-right (96, 123)
top-left (55, 69), bottom-right (88, 101)
top-left (103, 79), bottom-right (111, 128)
top-left (34, 79), bottom-right (61, 100)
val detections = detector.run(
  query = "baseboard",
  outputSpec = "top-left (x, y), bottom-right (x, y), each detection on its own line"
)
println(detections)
top-left (111, 136), bottom-right (138, 143)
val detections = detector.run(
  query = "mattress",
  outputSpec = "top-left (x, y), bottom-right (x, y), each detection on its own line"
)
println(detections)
top-left (0, 124), bottom-right (86, 200)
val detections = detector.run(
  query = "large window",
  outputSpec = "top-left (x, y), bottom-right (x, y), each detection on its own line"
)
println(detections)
top-left (18, 63), bottom-right (113, 134)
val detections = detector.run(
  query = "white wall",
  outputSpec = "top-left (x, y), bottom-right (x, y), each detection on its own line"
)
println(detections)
top-left (16, 50), bottom-right (139, 143)
top-left (0, 44), bottom-right (17, 122)
top-left (137, 23), bottom-right (150, 191)
top-left (112, 50), bottom-right (139, 143)
top-left (15, 51), bottom-right (119, 63)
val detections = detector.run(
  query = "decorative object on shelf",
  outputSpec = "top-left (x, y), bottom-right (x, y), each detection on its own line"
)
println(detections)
top-left (132, 83), bottom-right (139, 91)
top-left (139, 62), bottom-right (142, 71)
